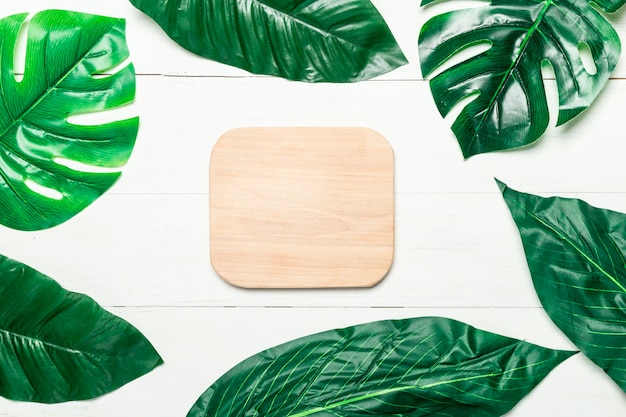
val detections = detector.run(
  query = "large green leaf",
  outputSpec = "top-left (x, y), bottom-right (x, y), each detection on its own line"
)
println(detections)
top-left (498, 180), bottom-right (626, 391)
top-left (130, 0), bottom-right (407, 82)
top-left (187, 316), bottom-right (574, 417)
top-left (0, 254), bottom-right (163, 403)
top-left (0, 10), bottom-right (138, 231)
top-left (418, 0), bottom-right (622, 158)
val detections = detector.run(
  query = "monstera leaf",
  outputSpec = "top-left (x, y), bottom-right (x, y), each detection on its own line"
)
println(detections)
top-left (498, 180), bottom-right (626, 391)
top-left (0, 254), bottom-right (163, 403)
top-left (0, 10), bottom-right (138, 230)
top-left (418, 0), bottom-right (622, 158)
top-left (130, 0), bottom-right (407, 82)
top-left (187, 317), bottom-right (574, 417)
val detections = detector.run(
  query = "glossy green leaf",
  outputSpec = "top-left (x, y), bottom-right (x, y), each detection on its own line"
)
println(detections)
top-left (498, 180), bottom-right (626, 391)
top-left (129, 0), bottom-right (407, 82)
top-left (187, 316), bottom-right (574, 417)
top-left (0, 254), bottom-right (163, 403)
top-left (418, 0), bottom-right (622, 158)
top-left (0, 10), bottom-right (138, 230)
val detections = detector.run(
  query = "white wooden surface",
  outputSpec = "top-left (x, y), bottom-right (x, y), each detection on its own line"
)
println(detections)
top-left (1, 1), bottom-right (625, 416)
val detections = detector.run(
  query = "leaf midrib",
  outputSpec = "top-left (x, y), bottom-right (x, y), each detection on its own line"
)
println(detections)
top-left (465, 0), bottom-right (553, 153)
top-left (0, 21), bottom-right (116, 152)
top-left (244, 0), bottom-right (376, 54)
top-left (525, 209), bottom-right (626, 293)
top-left (285, 358), bottom-right (555, 417)
top-left (0, 20), bottom-right (118, 214)
top-left (0, 327), bottom-right (119, 360)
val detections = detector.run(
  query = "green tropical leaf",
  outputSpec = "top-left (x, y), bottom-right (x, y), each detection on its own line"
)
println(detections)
top-left (0, 10), bottom-right (138, 230)
top-left (0, 253), bottom-right (163, 403)
top-left (187, 316), bottom-right (574, 417)
top-left (418, 0), bottom-right (622, 158)
top-left (129, 0), bottom-right (407, 82)
top-left (498, 179), bottom-right (626, 391)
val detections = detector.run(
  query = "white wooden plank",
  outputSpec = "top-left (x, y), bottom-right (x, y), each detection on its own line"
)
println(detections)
top-left (0, 307), bottom-right (622, 417)
top-left (81, 75), bottom-right (626, 196)
top-left (2, 0), bottom-right (419, 79)
top-left (1, 191), bottom-right (624, 308)
top-left (9, 0), bottom-right (626, 79)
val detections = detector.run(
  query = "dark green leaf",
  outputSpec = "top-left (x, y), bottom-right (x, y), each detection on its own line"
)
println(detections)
top-left (187, 316), bottom-right (574, 417)
top-left (0, 254), bottom-right (163, 403)
top-left (498, 179), bottom-right (626, 391)
top-left (418, 0), bottom-right (621, 158)
top-left (0, 10), bottom-right (138, 230)
top-left (129, 0), bottom-right (407, 82)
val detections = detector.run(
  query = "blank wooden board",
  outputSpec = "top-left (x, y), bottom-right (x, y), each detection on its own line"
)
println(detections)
top-left (210, 127), bottom-right (394, 288)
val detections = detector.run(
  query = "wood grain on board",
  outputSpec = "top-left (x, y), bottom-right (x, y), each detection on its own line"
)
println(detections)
top-left (210, 127), bottom-right (394, 288)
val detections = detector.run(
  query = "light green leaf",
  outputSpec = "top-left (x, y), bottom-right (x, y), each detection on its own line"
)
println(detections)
top-left (129, 0), bottom-right (407, 82)
top-left (418, 0), bottom-right (622, 158)
top-left (498, 180), bottom-right (626, 391)
top-left (187, 316), bottom-right (574, 417)
top-left (0, 10), bottom-right (138, 230)
top-left (0, 254), bottom-right (163, 403)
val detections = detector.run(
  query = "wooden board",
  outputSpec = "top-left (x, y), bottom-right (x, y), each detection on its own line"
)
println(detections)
top-left (210, 127), bottom-right (394, 288)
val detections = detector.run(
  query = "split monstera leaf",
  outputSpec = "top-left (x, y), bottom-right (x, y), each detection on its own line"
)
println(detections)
top-left (187, 317), bottom-right (575, 417)
top-left (0, 9), bottom-right (137, 230)
top-left (499, 180), bottom-right (626, 392)
top-left (0, 254), bottom-right (162, 403)
top-left (419, 0), bottom-right (624, 157)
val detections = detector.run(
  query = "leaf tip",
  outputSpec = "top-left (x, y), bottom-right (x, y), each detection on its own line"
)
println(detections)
top-left (552, 349), bottom-right (578, 368)
top-left (494, 178), bottom-right (507, 193)
top-left (154, 354), bottom-right (165, 367)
